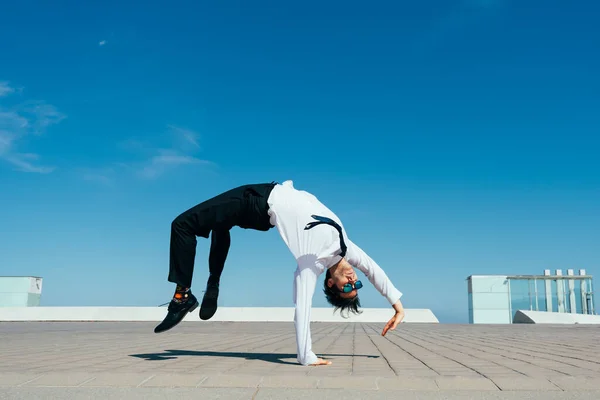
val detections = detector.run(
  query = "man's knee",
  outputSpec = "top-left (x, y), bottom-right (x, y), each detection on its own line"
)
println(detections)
top-left (172, 213), bottom-right (210, 238)
top-left (171, 215), bottom-right (186, 232)
top-left (171, 214), bottom-right (196, 239)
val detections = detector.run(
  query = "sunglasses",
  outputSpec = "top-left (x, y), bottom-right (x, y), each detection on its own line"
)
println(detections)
top-left (339, 280), bottom-right (363, 293)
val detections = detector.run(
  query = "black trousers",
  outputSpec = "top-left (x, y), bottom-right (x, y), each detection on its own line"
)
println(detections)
top-left (168, 183), bottom-right (276, 288)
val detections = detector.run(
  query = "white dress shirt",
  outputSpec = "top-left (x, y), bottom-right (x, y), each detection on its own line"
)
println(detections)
top-left (267, 180), bottom-right (403, 366)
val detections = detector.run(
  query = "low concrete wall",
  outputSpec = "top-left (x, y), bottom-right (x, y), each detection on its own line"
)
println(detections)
top-left (513, 310), bottom-right (600, 324)
top-left (0, 307), bottom-right (439, 323)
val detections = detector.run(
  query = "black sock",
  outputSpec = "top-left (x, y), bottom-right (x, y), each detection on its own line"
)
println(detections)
top-left (173, 285), bottom-right (190, 303)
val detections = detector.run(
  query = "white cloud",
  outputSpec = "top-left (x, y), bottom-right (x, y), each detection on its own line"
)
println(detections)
top-left (110, 126), bottom-right (214, 181)
top-left (4, 153), bottom-right (55, 174)
top-left (99, 40), bottom-right (107, 46)
top-left (76, 164), bottom-right (129, 187)
top-left (137, 149), bottom-right (213, 180)
top-left (20, 102), bottom-right (66, 134)
top-left (152, 154), bottom-right (207, 165)
top-left (167, 125), bottom-right (201, 149)
top-left (0, 111), bottom-right (29, 156)
top-left (0, 82), bottom-right (15, 97)
top-left (0, 81), bottom-right (65, 173)
top-left (81, 168), bottom-right (114, 186)
top-left (0, 130), bottom-right (15, 155)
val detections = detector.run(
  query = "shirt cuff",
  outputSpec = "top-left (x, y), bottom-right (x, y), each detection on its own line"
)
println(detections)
top-left (386, 289), bottom-right (403, 305)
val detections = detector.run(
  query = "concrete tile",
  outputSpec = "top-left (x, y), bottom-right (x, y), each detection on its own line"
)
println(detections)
top-left (550, 376), bottom-right (600, 391)
top-left (22, 372), bottom-right (95, 387)
top-left (200, 374), bottom-right (263, 388)
top-left (0, 373), bottom-right (44, 387)
top-left (317, 376), bottom-right (378, 390)
top-left (477, 368), bottom-right (521, 374)
top-left (490, 376), bottom-right (563, 391)
top-left (226, 368), bottom-right (276, 375)
top-left (351, 369), bottom-right (396, 377)
top-left (435, 376), bottom-right (499, 391)
top-left (4, 321), bottom-right (600, 395)
top-left (262, 369), bottom-right (309, 377)
top-left (377, 377), bottom-right (438, 391)
top-left (310, 368), bottom-right (353, 376)
top-left (81, 373), bottom-right (155, 387)
top-left (141, 374), bottom-right (206, 387)
top-left (436, 369), bottom-right (480, 375)
top-left (259, 376), bottom-right (319, 388)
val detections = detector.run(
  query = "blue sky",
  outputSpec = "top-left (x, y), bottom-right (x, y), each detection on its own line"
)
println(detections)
top-left (0, 0), bottom-right (598, 323)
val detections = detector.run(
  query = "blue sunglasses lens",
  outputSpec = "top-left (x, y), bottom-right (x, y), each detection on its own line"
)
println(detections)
top-left (342, 281), bottom-right (363, 292)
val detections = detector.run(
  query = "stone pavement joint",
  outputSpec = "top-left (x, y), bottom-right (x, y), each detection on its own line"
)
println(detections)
top-left (1, 321), bottom-right (599, 394)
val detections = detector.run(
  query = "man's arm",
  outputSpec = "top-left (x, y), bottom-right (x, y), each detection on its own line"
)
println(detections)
top-left (293, 260), bottom-right (330, 366)
top-left (382, 297), bottom-right (406, 335)
top-left (344, 239), bottom-right (403, 305)
top-left (344, 239), bottom-right (406, 334)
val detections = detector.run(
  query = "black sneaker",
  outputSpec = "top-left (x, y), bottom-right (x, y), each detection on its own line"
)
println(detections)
top-left (199, 283), bottom-right (219, 320)
top-left (154, 292), bottom-right (198, 333)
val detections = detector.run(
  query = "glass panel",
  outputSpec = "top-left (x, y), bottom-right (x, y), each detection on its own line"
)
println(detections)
top-left (551, 280), bottom-right (558, 312)
top-left (573, 284), bottom-right (583, 314)
top-left (507, 277), bottom-right (595, 317)
top-left (586, 278), bottom-right (595, 314)
top-left (535, 279), bottom-right (548, 312)
top-left (572, 281), bottom-right (578, 312)
top-left (509, 279), bottom-right (533, 320)
top-left (562, 280), bottom-right (570, 313)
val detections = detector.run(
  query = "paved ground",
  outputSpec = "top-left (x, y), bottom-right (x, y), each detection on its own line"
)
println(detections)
top-left (1, 321), bottom-right (600, 399)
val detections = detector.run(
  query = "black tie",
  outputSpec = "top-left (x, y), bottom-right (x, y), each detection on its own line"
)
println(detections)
top-left (304, 215), bottom-right (347, 258)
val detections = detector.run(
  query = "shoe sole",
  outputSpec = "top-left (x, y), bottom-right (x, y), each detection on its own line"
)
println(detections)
top-left (154, 300), bottom-right (199, 333)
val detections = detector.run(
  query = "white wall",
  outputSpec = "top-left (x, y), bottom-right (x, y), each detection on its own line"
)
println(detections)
top-left (513, 310), bottom-right (600, 324)
top-left (468, 275), bottom-right (510, 324)
top-left (0, 277), bottom-right (43, 307)
top-left (0, 307), bottom-right (439, 323)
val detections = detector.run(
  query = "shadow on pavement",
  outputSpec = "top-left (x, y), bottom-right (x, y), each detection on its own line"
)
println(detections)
top-left (129, 350), bottom-right (379, 365)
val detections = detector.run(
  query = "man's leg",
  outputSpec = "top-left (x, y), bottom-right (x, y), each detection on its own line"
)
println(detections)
top-left (155, 182), bottom-right (273, 332)
top-left (167, 216), bottom-right (200, 289)
top-left (208, 229), bottom-right (231, 285)
top-left (155, 204), bottom-right (214, 333)
top-left (200, 229), bottom-right (230, 320)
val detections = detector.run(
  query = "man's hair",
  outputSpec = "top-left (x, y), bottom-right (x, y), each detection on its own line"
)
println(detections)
top-left (323, 269), bottom-right (362, 318)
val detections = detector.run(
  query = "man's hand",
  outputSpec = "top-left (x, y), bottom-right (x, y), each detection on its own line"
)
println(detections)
top-left (382, 300), bottom-right (405, 336)
top-left (310, 358), bottom-right (332, 366)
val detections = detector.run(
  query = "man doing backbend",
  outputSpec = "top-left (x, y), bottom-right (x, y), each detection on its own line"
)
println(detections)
top-left (155, 180), bottom-right (405, 366)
